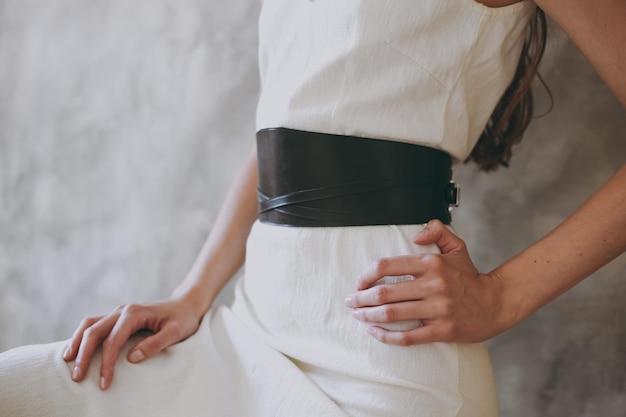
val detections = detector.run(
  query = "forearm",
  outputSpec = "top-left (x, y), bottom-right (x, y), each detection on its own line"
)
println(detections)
top-left (172, 147), bottom-right (259, 318)
top-left (493, 164), bottom-right (626, 328)
top-left (498, 0), bottom-right (626, 329)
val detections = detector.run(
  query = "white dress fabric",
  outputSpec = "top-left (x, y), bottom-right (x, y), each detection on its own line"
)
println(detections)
top-left (257, 0), bottom-right (535, 161)
top-left (0, 1), bottom-right (535, 416)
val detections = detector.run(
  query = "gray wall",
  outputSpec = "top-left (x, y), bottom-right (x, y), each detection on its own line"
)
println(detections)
top-left (0, 1), bottom-right (624, 416)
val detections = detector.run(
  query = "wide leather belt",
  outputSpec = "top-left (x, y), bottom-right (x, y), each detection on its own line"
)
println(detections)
top-left (256, 127), bottom-right (458, 227)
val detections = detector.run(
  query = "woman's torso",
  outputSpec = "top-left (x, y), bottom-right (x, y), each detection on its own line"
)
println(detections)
top-left (255, 0), bottom-right (536, 162)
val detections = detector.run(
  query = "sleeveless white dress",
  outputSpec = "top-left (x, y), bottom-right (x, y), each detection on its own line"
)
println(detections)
top-left (0, 1), bottom-right (535, 416)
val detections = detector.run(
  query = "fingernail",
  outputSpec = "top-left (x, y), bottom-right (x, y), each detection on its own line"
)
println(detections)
top-left (100, 376), bottom-right (106, 390)
top-left (344, 296), bottom-right (353, 307)
top-left (72, 366), bottom-right (80, 380)
top-left (63, 346), bottom-right (71, 359)
top-left (129, 350), bottom-right (145, 363)
top-left (351, 309), bottom-right (361, 319)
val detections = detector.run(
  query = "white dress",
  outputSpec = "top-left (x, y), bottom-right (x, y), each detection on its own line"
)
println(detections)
top-left (0, 1), bottom-right (535, 416)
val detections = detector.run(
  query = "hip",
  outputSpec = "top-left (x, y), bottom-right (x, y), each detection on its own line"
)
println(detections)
top-left (232, 221), bottom-right (496, 401)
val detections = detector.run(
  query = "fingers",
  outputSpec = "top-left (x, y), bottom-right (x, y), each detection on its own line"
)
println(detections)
top-left (98, 305), bottom-right (198, 391)
top-left (367, 323), bottom-right (451, 346)
top-left (356, 255), bottom-right (429, 290)
top-left (345, 278), bottom-right (438, 308)
top-left (99, 305), bottom-right (152, 390)
top-left (351, 300), bottom-right (444, 323)
top-left (65, 304), bottom-right (153, 390)
top-left (63, 300), bottom-right (201, 391)
top-left (129, 321), bottom-right (187, 362)
top-left (413, 219), bottom-right (466, 254)
top-left (70, 312), bottom-right (121, 383)
top-left (348, 222), bottom-right (481, 346)
top-left (63, 316), bottom-right (104, 362)
top-left (356, 221), bottom-right (465, 291)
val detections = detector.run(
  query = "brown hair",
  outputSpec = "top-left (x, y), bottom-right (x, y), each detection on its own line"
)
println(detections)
top-left (466, 8), bottom-right (548, 172)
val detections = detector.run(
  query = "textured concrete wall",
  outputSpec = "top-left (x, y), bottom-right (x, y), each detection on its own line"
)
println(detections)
top-left (0, 1), bottom-right (624, 416)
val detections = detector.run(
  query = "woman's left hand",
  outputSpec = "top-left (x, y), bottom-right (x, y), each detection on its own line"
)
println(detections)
top-left (345, 219), bottom-right (510, 346)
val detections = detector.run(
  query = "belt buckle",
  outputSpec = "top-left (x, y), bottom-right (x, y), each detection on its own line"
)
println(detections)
top-left (445, 181), bottom-right (460, 208)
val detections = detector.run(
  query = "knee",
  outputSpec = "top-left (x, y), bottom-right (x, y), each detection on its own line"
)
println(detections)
top-left (0, 341), bottom-right (75, 416)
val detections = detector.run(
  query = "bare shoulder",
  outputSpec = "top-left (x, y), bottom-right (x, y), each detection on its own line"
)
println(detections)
top-left (532, 0), bottom-right (626, 108)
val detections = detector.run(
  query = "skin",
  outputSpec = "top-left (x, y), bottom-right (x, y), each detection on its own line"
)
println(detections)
top-left (64, 0), bottom-right (626, 392)
top-left (64, 149), bottom-right (259, 390)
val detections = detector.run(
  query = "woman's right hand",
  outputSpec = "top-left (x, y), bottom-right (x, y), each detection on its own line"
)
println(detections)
top-left (62, 297), bottom-right (204, 391)
top-left (62, 149), bottom-right (259, 392)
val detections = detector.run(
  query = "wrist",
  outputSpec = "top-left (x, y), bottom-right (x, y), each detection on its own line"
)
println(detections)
top-left (472, 270), bottom-right (516, 337)
top-left (171, 283), bottom-right (215, 321)
top-left (485, 268), bottom-right (531, 332)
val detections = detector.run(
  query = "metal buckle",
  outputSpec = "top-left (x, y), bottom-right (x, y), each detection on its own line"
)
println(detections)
top-left (445, 181), bottom-right (460, 208)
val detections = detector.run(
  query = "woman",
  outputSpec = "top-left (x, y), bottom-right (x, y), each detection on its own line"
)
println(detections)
top-left (1, 0), bottom-right (625, 416)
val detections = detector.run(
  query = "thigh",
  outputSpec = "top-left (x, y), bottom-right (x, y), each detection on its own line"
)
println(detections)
top-left (0, 307), bottom-right (350, 417)
top-left (0, 330), bottom-right (216, 417)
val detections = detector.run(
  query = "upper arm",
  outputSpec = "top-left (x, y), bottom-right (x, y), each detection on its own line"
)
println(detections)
top-left (534, 0), bottom-right (626, 108)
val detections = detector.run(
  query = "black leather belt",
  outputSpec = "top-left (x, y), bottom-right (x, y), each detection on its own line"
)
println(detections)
top-left (256, 127), bottom-right (459, 227)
